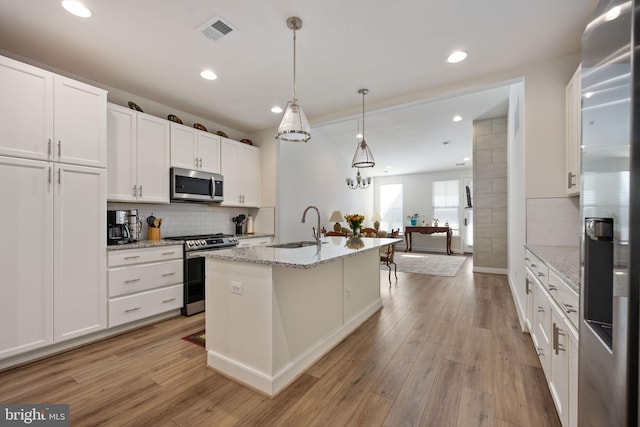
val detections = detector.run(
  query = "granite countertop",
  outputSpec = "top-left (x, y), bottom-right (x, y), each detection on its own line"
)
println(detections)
top-left (106, 239), bottom-right (184, 251)
top-left (205, 237), bottom-right (402, 269)
top-left (526, 244), bottom-right (580, 291)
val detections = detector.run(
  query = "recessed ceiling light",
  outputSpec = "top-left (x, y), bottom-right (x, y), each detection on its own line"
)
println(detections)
top-left (447, 50), bottom-right (467, 63)
top-left (584, 92), bottom-right (594, 98)
top-left (386, 166), bottom-right (392, 169)
top-left (452, 115), bottom-right (462, 122)
top-left (463, 157), bottom-right (470, 161)
top-left (61, 1), bottom-right (91, 17)
top-left (200, 70), bottom-right (217, 80)
top-left (271, 106), bottom-right (283, 114)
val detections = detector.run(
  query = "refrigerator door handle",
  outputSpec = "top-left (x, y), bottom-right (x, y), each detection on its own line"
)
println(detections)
top-left (585, 218), bottom-right (613, 241)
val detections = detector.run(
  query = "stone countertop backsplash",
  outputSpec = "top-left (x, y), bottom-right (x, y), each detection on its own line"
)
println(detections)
top-left (526, 244), bottom-right (580, 291)
top-left (107, 239), bottom-right (184, 251)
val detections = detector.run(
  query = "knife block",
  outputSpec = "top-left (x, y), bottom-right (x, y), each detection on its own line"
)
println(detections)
top-left (148, 227), bottom-right (160, 241)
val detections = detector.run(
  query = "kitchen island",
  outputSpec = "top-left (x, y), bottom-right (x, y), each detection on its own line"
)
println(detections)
top-left (204, 236), bottom-right (400, 396)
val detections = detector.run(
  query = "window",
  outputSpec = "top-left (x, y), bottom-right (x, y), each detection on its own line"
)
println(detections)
top-left (379, 184), bottom-right (403, 232)
top-left (433, 180), bottom-right (460, 230)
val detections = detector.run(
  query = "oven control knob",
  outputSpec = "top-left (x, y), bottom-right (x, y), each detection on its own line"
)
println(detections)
top-left (200, 239), bottom-right (206, 246)
top-left (187, 241), bottom-right (194, 247)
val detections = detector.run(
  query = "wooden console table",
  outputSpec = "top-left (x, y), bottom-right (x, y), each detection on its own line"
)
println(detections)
top-left (404, 226), bottom-right (452, 255)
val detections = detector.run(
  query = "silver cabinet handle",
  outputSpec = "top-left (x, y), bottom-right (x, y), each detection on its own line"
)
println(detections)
top-left (57, 168), bottom-right (61, 184)
top-left (568, 171), bottom-right (572, 189)
top-left (162, 272), bottom-right (175, 277)
top-left (58, 140), bottom-right (61, 157)
top-left (525, 279), bottom-right (530, 295)
top-left (195, 157), bottom-right (199, 167)
top-left (525, 257), bottom-right (530, 261)
top-left (530, 263), bottom-right (536, 268)
top-left (48, 167), bottom-right (52, 184)
top-left (553, 323), bottom-right (558, 353)
top-left (124, 255), bottom-right (140, 260)
top-left (162, 251), bottom-right (176, 256)
top-left (133, 185), bottom-right (137, 197)
top-left (47, 138), bottom-right (52, 157)
top-left (537, 272), bottom-right (545, 277)
top-left (124, 278), bottom-right (140, 283)
top-left (138, 185), bottom-right (143, 197)
top-left (199, 157), bottom-right (203, 168)
top-left (537, 306), bottom-right (545, 313)
top-left (162, 298), bottom-right (176, 303)
top-left (563, 303), bottom-right (577, 314)
top-left (536, 347), bottom-right (544, 356)
top-left (124, 307), bottom-right (141, 313)
top-left (548, 285), bottom-right (557, 291)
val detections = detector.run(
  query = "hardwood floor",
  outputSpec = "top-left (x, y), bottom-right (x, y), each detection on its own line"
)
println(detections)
top-left (0, 256), bottom-right (560, 426)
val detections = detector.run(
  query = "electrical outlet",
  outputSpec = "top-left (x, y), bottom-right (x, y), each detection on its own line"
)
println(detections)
top-left (346, 287), bottom-right (352, 299)
top-left (231, 281), bottom-right (243, 295)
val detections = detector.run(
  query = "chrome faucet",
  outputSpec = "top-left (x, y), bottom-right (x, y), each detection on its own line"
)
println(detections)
top-left (301, 205), bottom-right (322, 249)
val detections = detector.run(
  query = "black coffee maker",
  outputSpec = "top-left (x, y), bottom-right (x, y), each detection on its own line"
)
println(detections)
top-left (107, 210), bottom-right (131, 245)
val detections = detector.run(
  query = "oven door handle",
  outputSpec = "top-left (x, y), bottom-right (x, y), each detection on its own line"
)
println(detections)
top-left (186, 250), bottom-right (221, 259)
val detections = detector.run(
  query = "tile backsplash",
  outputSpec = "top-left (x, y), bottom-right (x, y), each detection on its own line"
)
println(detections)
top-left (526, 197), bottom-right (579, 246)
top-left (107, 202), bottom-right (275, 240)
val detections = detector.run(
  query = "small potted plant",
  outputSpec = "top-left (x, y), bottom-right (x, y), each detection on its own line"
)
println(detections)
top-left (407, 213), bottom-right (419, 226)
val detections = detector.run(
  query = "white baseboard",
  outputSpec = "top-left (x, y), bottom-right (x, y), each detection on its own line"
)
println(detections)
top-left (508, 272), bottom-right (528, 332)
top-left (207, 299), bottom-right (383, 397)
top-left (472, 266), bottom-right (508, 275)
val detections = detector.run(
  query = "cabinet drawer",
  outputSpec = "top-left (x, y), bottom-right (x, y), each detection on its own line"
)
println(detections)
top-left (109, 259), bottom-right (183, 297)
top-left (533, 279), bottom-right (552, 378)
top-left (525, 250), bottom-right (549, 286)
top-left (549, 271), bottom-right (579, 328)
top-left (108, 245), bottom-right (182, 267)
top-left (238, 237), bottom-right (273, 247)
top-left (108, 284), bottom-right (182, 327)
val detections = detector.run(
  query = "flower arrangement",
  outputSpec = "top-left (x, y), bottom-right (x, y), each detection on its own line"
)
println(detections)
top-left (344, 213), bottom-right (365, 233)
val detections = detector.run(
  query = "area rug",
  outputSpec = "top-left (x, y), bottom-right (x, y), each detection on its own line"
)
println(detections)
top-left (387, 252), bottom-right (466, 277)
top-left (182, 330), bottom-right (206, 348)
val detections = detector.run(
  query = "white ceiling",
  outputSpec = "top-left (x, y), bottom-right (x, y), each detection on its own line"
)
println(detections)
top-left (0, 0), bottom-right (597, 175)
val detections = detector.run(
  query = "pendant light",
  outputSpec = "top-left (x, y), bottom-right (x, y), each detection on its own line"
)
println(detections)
top-left (346, 170), bottom-right (372, 190)
top-left (276, 17), bottom-right (311, 142)
top-left (352, 88), bottom-right (375, 167)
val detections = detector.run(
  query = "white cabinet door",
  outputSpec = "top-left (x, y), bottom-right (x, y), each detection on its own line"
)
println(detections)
top-left (107, 104), bottom-right (137, 201)
top-left (170, 124), bottom-right (198, 170)
top-left (221, 138), bottom-right (242, 206)
top-left (199, 132), bottom-right (221, 173)
top-left (0, 56), bottom-right (53, 162)
top-left (53, 163), bottom-right (106, 342)
top-left (549, 301), bottom-right (569, 427)
top-left (242, 144), bottom-right (260, 207)
top-left (221, 138), bottom-right (260, 207)
top-left (136, 114), bottom-right (170, 203)
top-left (0, 156), bottom-right (54, 358)
top-left (53, 75), bottom-right (107, 168)
top-left (565, 65), bottom-right (581, 196)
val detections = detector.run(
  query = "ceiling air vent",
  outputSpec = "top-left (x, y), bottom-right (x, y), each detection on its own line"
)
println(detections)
top-left (198, 16), bottom-right (235, 41)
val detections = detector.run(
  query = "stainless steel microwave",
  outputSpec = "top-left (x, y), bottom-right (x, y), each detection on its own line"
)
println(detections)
top-left (170, 168), bottom-right (223, 203)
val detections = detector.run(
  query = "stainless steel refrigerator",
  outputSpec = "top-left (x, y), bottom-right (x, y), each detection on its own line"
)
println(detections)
top-left (579, 1), bottom-right (639, 425)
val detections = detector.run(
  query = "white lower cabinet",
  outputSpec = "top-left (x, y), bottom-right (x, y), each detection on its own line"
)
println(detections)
top-left (525, 250), bottom-right (579, 427)
top-left (0, 156), bottom-right (106, 359)
top-left (107, 245), bottom-right (183, 327)
top-left (237, 236), bottom-right (273, 248)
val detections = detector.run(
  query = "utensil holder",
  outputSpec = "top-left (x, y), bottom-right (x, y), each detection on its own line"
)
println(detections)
top-left (148, 227), bottom-right (160, 241)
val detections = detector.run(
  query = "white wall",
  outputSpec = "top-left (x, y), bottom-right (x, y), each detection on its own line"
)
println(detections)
top-left (507, 81), bottom-right (527, 330)
top-left (374, 168), bottom-right (472, 253)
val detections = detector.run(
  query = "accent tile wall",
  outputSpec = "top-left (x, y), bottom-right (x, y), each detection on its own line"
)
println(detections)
top-left (526, 197), bottom-right (579, 246)
top-left (473, 117), bottom-right (508, 270)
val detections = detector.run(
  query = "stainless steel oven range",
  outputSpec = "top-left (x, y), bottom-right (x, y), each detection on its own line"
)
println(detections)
top-left (164, 233), bottom-right (238, 316)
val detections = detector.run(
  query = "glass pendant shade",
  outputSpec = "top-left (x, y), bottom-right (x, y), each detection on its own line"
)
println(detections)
top-left (352, 88), bottom-right (374, 168)
top-left (276, 16), bottom-right (311, 142)
top-left (352, 139), bottom-right (375, 168)
top-left (277, 99), bottom-right (311, 142)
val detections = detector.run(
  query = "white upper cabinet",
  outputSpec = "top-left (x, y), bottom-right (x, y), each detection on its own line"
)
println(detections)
top-left (53, 76), bottom-right (107, 167)
top-left (107, 103), bottom-right (170, 203)
top-left (170, 123), bottom-right (221, 173)
top-left (0, 55), bottom-right (106, 167)
top-left (221, 137), bottom-right (260, 207)
top-left (565, 65), bottom-right (581, 196)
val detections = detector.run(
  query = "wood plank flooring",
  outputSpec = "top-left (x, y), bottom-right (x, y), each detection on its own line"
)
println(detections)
top-left (0, 256), bottom-right (561, 426)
